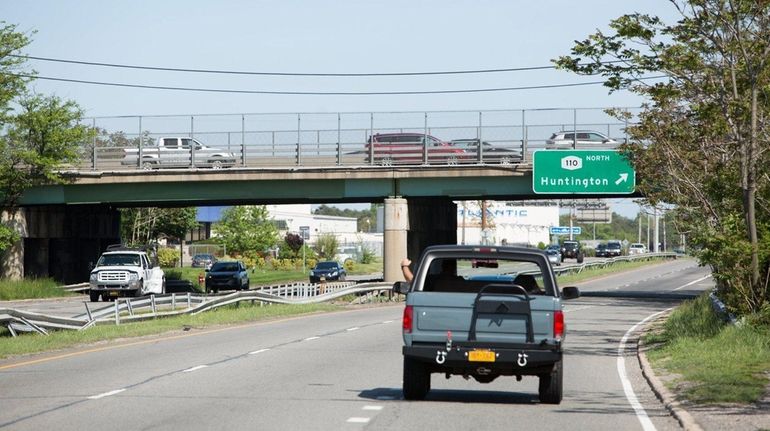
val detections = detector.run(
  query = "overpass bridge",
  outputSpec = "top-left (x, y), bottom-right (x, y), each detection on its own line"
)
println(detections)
top-left (10, 108), bottom-right (640, 284)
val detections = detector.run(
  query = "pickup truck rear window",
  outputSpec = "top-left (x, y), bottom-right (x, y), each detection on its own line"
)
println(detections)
top-left (419, 257), bottom-right (548, 295)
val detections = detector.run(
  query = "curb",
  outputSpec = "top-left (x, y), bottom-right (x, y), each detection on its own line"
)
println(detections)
top-left (637, 313), bottom-right (704, 431)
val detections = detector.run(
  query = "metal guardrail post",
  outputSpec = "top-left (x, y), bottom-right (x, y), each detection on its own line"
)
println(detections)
top-left (172, 293), bottom-right (176, 311)
top-left (478, 112), bottom-right (483, 163)
top-left (114, 300), bottom-right (120, 325)
top-left (296, 114), bottom-right (302, 166)
top-left (138, 116), bottom-right (143, 168)
top-left (521, 110), bottom-right (527, 162)
top-left (337, 113), bottom-right (341, 166)
top-left (83, 302), bottom-right (93, 321)
top-left (187, 292), bottom-right (191, 308)
top-left (423, 112), bottom-right (428, 165)
top-left (150, 295), bottom-right (157, 316)
top-left (92, 118), bottom-right (97, 170)
top-left (126, 298), bottom-right (134, 316)
top-left (241, 115), bottom-right (246, 166)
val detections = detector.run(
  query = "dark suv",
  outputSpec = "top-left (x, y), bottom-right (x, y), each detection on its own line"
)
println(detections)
top-left (365, 133), bottom-right (465, 165)
top-left (560, 240), bottom-right (584, 263)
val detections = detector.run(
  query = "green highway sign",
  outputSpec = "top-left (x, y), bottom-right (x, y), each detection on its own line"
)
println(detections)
top-left (532, 150), bottom-right (635, 194)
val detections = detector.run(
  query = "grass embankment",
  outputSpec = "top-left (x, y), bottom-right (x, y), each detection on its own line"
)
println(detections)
top-left (644, 294), bottom-right (770, 404)
top-left (0, 303), bottom-right (337, 360)
top-left (0, 279), bottom-right (75, 301)
top-left (556, 257), bottom-right (668, 286)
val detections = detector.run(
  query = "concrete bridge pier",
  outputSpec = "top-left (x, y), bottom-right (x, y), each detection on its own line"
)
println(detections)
top-left (382, 197), bottom-right (457, 283)
top-left (383, 197), bottom-right (408, 282)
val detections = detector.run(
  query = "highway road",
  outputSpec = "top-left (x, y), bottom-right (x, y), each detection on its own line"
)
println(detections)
top-left (0, 258), bottom-right (712, 430)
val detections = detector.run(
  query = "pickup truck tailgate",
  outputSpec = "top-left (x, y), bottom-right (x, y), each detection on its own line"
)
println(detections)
top-left (407, 292), bottom-right (560, 345)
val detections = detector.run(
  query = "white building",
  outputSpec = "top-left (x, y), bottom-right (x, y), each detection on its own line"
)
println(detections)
top-left (457, 201), bottom-right (559, 246)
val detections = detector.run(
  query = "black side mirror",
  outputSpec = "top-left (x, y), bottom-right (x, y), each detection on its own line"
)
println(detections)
top-left (393, 281), bottom-right (410, 295)
top-left (561, 286), bottom-right (580, 300)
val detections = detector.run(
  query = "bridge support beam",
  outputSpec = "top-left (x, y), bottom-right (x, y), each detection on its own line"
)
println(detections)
top-left (406, 198), bottom-right (457, 265)
top-left (383, 197), bottom-right (408, 283)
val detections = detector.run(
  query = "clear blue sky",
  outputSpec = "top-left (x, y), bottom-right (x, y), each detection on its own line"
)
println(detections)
top-left (4, 0), bottom-right (679, 218)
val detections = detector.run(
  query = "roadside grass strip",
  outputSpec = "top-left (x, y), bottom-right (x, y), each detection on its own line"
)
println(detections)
top-left (644, 294), bottom-right (770, 404)
top-left (0, 303), bottom-right (336, 360)
top-left (556, 258), bottom-right (675, 286)
top-left (0, 279), bottom-right (75, 301)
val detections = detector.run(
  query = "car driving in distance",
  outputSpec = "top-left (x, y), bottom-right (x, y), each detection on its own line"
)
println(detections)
top-left (545, 130), bottom-right (620, 150)
top-left (595, 243), bottom-right (608, 258)
top-left (605, 240), bottom-right (623, 257)
top-left (205, 260), bottom-right (249, 293)
top-left (628, 243), bottom-right (647, 255)
top-left (191, 253), bottom-right (217, 268)
top-left (560, 240), bottom-right (584, 263)
top-left (309, 261), bottom-right (347, 283)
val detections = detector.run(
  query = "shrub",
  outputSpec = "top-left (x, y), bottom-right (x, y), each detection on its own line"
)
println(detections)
top-left (158, 247), bottom-right (180, 267)
top-left (360, 244), bottom-right (376, 264)
top-left (344, 259), bottom-right (356, 272)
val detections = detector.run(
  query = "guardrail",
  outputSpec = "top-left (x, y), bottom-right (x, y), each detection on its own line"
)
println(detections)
top-left (2, 281), bottom-right (393, 336)
top-left (552, 252), bottom-right (679, 276)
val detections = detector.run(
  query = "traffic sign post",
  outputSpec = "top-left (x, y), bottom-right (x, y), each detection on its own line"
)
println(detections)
top-left (533, 150), bottom-right (635, 194)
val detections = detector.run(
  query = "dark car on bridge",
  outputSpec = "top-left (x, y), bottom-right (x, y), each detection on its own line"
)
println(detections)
top-left (448, 139), bottom-right (522, 164)
top-left (205, 260), bottom-right (249, 293)
top-left (309, 261), bottom-right (346, 283)
top-left (365, 133), bottom-right (466, 165)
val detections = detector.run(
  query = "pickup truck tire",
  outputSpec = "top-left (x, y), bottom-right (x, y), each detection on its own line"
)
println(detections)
top-left (141, 160), bottom-right (157, 170)
top-left (210, 158), bottom-right (224, 169)
top-left (576, 252), bottom-right (584, 264)
top-left (538, 360), bottom-right (563, 404)
top-left (403, 356), bottom-right (430, 400)
top-left (89, 290), bottom-right (100, 302)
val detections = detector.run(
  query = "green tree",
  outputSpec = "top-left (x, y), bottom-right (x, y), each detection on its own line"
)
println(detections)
top-left (314, 233), bottom-right (339, 260)
top-left (215, 206), bottom-right (278, 256)
top-left (555, 0), bottom-right (770, 313)
top-left (120, 207), bottom-right (197, 244)
top-left (0, 23), bottom-right (90, 255)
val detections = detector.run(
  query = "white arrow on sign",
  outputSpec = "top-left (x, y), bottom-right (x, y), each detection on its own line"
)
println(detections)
top-left (615, 173), bottom-right (629, 185)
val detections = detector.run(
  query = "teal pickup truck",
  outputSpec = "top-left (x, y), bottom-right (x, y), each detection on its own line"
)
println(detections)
top-left (393, 245), bottom-right (580, 404)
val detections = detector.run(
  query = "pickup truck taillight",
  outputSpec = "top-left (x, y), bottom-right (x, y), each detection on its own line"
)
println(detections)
top-left (402, 305), bottom-right (413, 333)
top-left (553, 310), bottom-right (564, 340)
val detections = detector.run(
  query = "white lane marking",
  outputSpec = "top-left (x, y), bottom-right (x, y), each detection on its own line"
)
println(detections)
top-left (617, 309), bottom-right (671, 431)
top-left (346, 327), bottom-right (360, 332)
top-left (673, 274), bottom-right (712, 291)
top-left (346, 417), bottom-right (370, 423)
top-left (182, 365), bottom-right (209, 373)
top-left (88, 388), bottom-right (125, 399)
top-left (362, 405), bottom-right (383, 411)
top-left (304, 336), bottom-right (320, 341)
top-left (249, 348), bottom-right (270, 355)
top-left (382, 320), bottom-right (394, 324)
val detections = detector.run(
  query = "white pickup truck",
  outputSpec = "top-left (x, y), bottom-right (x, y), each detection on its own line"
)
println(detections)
top-left (122, 137), bottom-right (237, 169)
top-left (89, 245), bottom-right (165, 302)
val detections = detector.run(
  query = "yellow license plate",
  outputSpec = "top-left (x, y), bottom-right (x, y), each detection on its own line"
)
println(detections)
top-left (468, 349), bottom-right (496, 362)
top-left (109, 291), bottom-right (119, 296)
